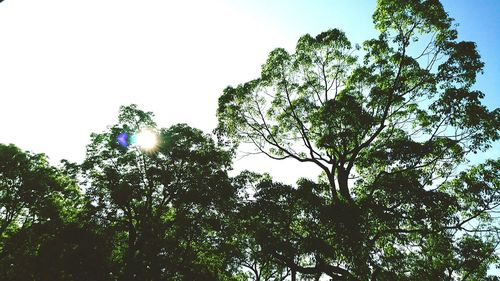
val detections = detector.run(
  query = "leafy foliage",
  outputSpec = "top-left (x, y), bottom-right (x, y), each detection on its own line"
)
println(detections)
top-left (216, 0), bottom-right (500, 279)
top-left (80, 105), bottom-right (240, 280)
top-left (1, 1), bottom-right (499, 280)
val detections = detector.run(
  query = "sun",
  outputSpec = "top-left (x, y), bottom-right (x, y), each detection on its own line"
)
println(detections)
top-left (134, 129), bottom-right (158, 151)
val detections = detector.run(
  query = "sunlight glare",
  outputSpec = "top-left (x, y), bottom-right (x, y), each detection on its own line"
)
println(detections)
top-left (134, 129), bottom-right (158, 151)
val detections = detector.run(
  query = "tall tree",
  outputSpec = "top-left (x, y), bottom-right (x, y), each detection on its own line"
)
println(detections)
top-left (81, 105), bottom-right (240, 281)
top-left (216, 0), bottom-right (500, 279)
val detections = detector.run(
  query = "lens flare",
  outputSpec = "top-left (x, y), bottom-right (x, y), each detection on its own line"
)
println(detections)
top-left (134, 129), bottom-right (158, 150)
top-left (129, 134), bottom-right (137, 145)
top-left (116, 129), bottom-right (158, 151)
top-left (117, 132), bottom-right (129, 147)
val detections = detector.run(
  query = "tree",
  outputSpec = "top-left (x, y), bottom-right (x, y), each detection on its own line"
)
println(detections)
top-left (81, 105), bottom-right (241, 281)
top-left (216, 0), bottom-right (500, 279)
top-left (0, 144), bottom-right (109, 281)
top-left (0, 144), bottom-right (67, 236)
top-left (230, 171), bottom-right (293, 281)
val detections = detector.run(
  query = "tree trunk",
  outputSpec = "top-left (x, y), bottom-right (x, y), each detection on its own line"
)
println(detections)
top-left (291, 269), bottom-right (297, 281)
top-left (337, 166), bottom-right (351, 201)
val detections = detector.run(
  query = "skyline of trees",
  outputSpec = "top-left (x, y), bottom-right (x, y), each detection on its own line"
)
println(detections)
top-left (1, 0), bottom-right (499, 280)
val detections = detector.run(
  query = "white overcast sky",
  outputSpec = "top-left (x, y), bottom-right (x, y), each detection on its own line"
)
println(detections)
top-left (0, 0), bottom-right (498, 185)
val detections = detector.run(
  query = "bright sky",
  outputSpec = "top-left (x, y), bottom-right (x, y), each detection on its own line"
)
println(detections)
top-left (0, 0), bottom-right (498, 185)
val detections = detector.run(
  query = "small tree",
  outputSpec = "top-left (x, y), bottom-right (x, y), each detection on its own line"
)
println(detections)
top-left (216, 0), bottom-right (500, 279)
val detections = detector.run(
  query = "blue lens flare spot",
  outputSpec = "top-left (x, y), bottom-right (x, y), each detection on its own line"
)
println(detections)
top-left (129, 134), bottom-right (137, 145)
top-left (117, 132), bottom-right (129, 147)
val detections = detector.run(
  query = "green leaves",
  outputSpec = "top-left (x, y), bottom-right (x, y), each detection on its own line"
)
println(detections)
top-left (0, 144), bottom-right (76, 231)
top-left (373, 0), bottom-right (455, 44)
top-left (79, 105), bottom-right (240, 280)
top-left (311, 92), bottom-right (374, 153)
top-left (1, 0), bottom-right (498, 279)
top-left (261, 48), bottom-right (291, 82)
top-left (430, 88), bottom-right (500, 151)
top-left (0, 144), bottom-right (98, 281)
top-left (215, 0), bottom-right (500, 279)
top-left (438, 41), bottom-right (484, 88)
top-left (444, 159), bottom-right (500, 217)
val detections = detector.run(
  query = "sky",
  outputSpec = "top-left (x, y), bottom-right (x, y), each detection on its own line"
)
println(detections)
top-left (0, 0), bottom-right (499, 185)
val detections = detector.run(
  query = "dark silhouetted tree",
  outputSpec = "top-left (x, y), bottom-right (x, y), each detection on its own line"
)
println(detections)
top-left (0, 144), bottom-right (110, 281)
top-left (80, 105), bottom-right (241, 281)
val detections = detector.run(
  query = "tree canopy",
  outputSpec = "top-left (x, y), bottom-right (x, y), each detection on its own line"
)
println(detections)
top-left (80, 105), bottom-right (241, 280)
top-left (216, 0), bottom-right (499, 279)
top-left (1, 0), bottom-right (499, 280)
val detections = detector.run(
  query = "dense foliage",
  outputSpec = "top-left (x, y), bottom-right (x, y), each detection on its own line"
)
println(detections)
top-left (216, 0), bottom-right (500, 279)
top-left (1, 0), bottom-right (499, 280)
